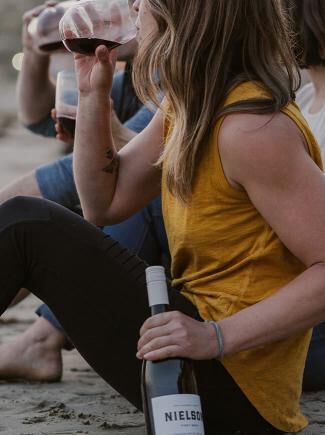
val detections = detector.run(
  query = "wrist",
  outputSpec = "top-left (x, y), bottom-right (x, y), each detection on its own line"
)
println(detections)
top-left (77, 93), bottom-right (113, 132)
top-left (79, 91), bottom-right (112, 109)
top-left (23, 45), bottom-right (49, 57)
top-left (22, 49), bottom-right (50, 69)
top-left (205, 320), bottom-right (225, 360)
top-left (79, 88), bottom-right (112, 101)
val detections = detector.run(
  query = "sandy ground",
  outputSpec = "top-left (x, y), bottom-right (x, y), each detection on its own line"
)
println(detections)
top-left (0, 82), bottom-right (324, 435)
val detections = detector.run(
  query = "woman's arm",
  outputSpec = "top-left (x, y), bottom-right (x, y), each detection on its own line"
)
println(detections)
top-left (137, 111), bottom-right (325, 361)
top-left (216, 111), bottom-right (325, 354)
top-left (73, 46), bottom-right (163, 226)
top-left (17, 3), bottom-right (56, 125)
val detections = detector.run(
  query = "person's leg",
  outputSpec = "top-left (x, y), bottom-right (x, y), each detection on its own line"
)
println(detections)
top-left (0, 194), bottom-right (167, 381)
top-left (0, 196), bottom-right (285, 434)
top-left (0, 172), bottom-right (42, 306)
top-left (0, 317), bottom-right (65, 382)
top-left (0, 196), bottom-right (153, 405)
top-left (0, 153), bottom-right (78, 309)
top-left (303, 322), bottom-right (325, 391)
top-left (0, 155), bottom-right (78, 380)
top-left (194, 360), bottom-right (285, 434)
top-left (36, 195), bottom-right (167, 348)
top-left (0, 138), bottom-right (71, 371)
top-left (0, 153), bottom-right (166, 382)
top-left (0, 171), bottom-right (42, 203)
top-left (35, 153), bottom-right (80, 213)
top-left (102, 195), bottom-right (167, 265)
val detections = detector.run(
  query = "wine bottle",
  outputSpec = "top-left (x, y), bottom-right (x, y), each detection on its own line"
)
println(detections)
top-left (141, 266), bottom-right (205, 435)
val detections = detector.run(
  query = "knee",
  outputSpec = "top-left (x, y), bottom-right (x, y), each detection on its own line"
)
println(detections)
top-left (0, 196), bottom-right (51, 228)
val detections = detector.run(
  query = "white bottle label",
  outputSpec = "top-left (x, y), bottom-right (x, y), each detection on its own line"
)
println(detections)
top-left (151, 394), bottom-right (205, 435)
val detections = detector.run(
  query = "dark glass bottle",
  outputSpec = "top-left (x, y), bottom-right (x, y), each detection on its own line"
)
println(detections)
top-left (141, 266), bottom-right (205, 435)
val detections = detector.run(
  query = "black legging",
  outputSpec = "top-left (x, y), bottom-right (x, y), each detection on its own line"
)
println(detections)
top-left (0, 196), bottom-right (285, 435)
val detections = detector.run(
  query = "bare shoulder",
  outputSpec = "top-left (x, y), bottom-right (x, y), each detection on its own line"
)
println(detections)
top-left (218, 111), bottom-right (309, 188)
top-left (217, 111), bottom-right (325, 268)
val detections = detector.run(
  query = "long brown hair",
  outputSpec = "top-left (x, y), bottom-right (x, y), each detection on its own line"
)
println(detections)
top-left (285, 0), bottom-right (325, 68)
top-left (133, 0), bottom-right (300, 202)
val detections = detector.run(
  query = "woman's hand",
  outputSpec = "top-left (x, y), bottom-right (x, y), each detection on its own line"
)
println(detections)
top-left (74, 46), bottom-right (117, 96)
top-left (137, 311), bottom-right (218, 361)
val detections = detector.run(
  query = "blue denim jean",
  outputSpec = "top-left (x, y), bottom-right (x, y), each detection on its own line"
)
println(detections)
top-left (35, 153), bottom-right (80, 213)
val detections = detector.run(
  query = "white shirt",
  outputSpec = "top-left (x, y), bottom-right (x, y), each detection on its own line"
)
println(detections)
top-left (296, 83), bottom-right (325, 163)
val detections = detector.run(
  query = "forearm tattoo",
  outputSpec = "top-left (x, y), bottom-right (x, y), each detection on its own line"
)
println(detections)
top-left (102, 148), bottom-right (120, 174)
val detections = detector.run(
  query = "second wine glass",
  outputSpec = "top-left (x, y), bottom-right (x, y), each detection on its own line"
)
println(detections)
top-left (55, 71), bottom-right (79, 138)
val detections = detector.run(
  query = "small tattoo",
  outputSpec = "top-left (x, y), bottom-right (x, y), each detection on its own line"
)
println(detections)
top-left (106, 149), bottom-right (114, 160)
top-left (102, 149), bottom-right (119, 174)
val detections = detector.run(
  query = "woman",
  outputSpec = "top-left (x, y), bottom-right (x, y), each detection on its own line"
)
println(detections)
top-left (294, 0), bottom-right (325, 159)
top-left (287, 0), bottom-right (325, 391)
top-left (1, 0), bottom-right (325, 433)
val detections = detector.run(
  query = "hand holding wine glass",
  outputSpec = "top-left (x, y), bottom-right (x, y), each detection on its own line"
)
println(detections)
top-left (27, 1), bottom-right (76, 54)
top-left (73, 45), bottom-right (117, 96)
top-left (22, 1), bottom-right (58, 54)
top-left (59, 0), bottom-right (134, 95)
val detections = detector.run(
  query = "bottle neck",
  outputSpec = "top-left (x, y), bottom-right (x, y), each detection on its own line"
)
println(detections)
top-left (151, 304), bottom-right (168, 316)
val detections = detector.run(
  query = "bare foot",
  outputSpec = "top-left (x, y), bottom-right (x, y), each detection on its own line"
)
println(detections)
top-left (0, 317), bottom-right (65, 382)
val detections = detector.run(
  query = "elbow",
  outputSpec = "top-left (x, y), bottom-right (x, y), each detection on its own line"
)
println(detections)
top-left (83, 210), bottom-right (110, 227)
top-left (80, 195), bottom-right (128, 227)
top-left (83, 208), bottom-right (121, 227)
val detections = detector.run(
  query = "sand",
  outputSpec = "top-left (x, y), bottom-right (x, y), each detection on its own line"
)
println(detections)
top-left (0, 81), bottom-right (324, 435)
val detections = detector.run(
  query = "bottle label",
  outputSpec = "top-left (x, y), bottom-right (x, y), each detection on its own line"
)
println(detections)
top-left (151, 394), bottom-right (205, 435)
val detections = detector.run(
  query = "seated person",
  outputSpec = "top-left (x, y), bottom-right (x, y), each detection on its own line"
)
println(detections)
top-left (0, 1), bottom-right (325, 433)
top-left (288, 0), bottom-right (325, 391)
top-left (0, 1), bottom-right (165, 382)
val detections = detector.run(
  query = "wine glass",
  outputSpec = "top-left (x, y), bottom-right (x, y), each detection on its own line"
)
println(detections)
top-left (28, 1), bottom-right (77, 53)
top-left (59, 0), bottom-right (137, 56)
top-left (55, 71), bottom-right (79, 137)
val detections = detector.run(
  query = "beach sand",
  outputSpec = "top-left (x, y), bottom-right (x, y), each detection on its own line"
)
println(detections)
top-left (0, 82), bottom-right (323, 435)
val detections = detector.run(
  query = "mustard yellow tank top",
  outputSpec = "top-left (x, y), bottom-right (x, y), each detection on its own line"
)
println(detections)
top-left (162, 82), bottom-right (323, 433)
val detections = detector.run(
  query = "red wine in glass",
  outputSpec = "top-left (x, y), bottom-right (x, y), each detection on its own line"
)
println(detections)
top-left (39, 41), bottom-right (65, 52)
top-left (58, 117), bottom-right (76, 137)
top-left (64, 38), bottom-right (121, 55)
